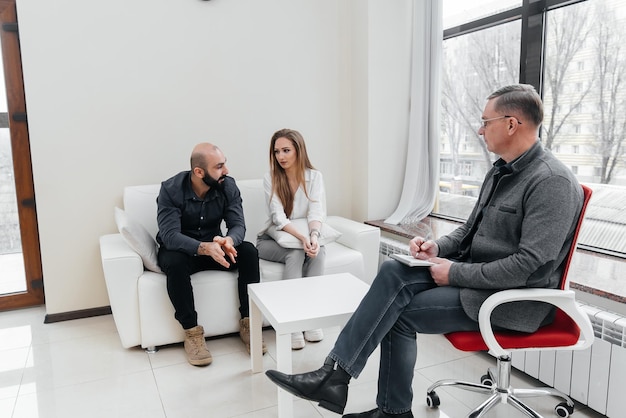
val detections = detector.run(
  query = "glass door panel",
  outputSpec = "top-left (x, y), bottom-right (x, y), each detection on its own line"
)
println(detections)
top-left (0, 125), bottom-right (26, 295)
top-left (0, 0), bottom-right (44, 310)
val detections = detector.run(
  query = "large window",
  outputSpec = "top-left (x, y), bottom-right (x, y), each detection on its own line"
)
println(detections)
top-left (436, 0), bottom-right (626, 258)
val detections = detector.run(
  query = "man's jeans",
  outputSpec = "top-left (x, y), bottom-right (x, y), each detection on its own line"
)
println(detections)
top-left (329, 260), bottom-right (479, 414)
top-left (157, 241), bottom-right (260, 329)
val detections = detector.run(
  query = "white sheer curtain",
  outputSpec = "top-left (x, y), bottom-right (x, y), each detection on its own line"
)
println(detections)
top-left (384, 0), bottom-right (442, 225)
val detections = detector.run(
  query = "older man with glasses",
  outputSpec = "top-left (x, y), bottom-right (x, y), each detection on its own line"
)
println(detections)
top-left (264, 84), bottom-right (584, 418)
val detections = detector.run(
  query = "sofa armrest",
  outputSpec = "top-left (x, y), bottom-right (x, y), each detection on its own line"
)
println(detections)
top-left (99, 233), bottom-right (145, 348)
top-left (326, 216), bottom-right (380, 284)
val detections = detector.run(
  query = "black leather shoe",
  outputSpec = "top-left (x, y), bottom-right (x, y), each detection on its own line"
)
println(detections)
top-left (265, 357), bottom-right (351, 414)
top-left (343, 407), bottom-right (414, 418)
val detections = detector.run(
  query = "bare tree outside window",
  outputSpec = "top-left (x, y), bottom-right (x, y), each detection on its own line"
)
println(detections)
top-left (592, 2), bottom-right (626, 185)
top-left (438, 21), bottom-right (519, 218)
top-left (542, 3), bottom-right (593, 151)
top-left (543, 0), bottom-right (626, 186)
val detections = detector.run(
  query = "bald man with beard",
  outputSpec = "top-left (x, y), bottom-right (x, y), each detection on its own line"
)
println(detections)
top-left (156, 143), bottom-right (266, 366)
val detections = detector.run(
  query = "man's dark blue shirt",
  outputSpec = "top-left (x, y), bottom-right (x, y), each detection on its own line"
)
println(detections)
top-left (156, 171), bottom-right (246, 255)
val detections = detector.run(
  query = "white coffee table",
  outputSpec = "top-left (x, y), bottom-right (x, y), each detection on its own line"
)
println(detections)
top-left (248, 272), bottom-right (370, 417)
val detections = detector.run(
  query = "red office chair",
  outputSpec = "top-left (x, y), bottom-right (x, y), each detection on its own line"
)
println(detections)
top-left (426, 184), bottom-right (594, 418)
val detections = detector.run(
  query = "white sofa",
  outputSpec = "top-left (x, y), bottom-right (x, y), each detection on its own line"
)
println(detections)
top-left (99, 178), bottom-right (380, 350)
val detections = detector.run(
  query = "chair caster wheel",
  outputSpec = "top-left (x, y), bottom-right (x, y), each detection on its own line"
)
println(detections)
top-left (555, 402), bottom-right (574, 417)
top-left (480, 373), bottom-right (493, 386)
top-left (426, 391), bottom-right (440, 408)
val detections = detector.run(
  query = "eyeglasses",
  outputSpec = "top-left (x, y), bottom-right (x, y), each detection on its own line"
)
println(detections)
top-left (480, 115), bottom-right (522, 128)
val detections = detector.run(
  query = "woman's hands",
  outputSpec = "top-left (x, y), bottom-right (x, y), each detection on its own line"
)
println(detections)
top-left (303, 232), bottom-right (320, 258)
top-left (282, 221), bottom-right (322, 258)
top-left (304, 222), bottom-right (322, 258)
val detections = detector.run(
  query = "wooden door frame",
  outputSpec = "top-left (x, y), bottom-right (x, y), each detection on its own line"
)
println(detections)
top-left (0, 0), bottom-right (44, 310)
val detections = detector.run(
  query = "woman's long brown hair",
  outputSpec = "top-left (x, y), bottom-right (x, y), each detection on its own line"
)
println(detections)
top-left (269, 128), bottom-right (315, 218)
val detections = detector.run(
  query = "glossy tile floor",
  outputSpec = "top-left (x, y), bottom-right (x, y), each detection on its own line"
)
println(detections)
top-left (0, 307), bottom-right (606, 418)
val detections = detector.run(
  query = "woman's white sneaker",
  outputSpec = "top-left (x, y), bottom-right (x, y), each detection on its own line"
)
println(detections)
top-left (291, 332), bottom-right (306, 350)
top-left (304, 329), bottom-right (324, 342)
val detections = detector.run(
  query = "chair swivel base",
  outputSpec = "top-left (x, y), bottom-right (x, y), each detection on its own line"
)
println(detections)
top-left (425, 356), bottom-right (575, 418)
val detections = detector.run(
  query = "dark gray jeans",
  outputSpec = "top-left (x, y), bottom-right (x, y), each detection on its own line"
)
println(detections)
top-left (329, 259), bottom-right (479, 414)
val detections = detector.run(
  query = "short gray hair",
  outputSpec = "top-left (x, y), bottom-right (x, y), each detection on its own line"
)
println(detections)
top-left (488, 84), bottom-right (543, 127)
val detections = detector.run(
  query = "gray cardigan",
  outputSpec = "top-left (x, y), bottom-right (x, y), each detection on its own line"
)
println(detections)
top-left (436, 141), bottom-right (583, 333)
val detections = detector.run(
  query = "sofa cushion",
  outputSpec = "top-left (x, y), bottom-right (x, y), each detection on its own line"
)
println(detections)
top-left (123, 184), bottom-right (161, 239)
top-left (114, 207), bottom-right (162, 273)
top-left (237, 179), bottom-right (266, 243)
top-left (266, 219), bottom-right (342, 248)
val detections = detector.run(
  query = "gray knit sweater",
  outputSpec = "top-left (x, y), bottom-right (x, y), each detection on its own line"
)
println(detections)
top-left (436, 141), bottom-right (583, 333)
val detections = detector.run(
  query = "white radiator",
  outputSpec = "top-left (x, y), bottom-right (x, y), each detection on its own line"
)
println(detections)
top-left (512, 304), bottom-right (626, 417)
top-left (378, 236), bottom-right (626, 417)
top-left (379, 236), bottom-right (411, 258)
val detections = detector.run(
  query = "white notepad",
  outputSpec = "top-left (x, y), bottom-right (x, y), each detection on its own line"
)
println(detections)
top-left (390, 253), bottom-right (434, 267)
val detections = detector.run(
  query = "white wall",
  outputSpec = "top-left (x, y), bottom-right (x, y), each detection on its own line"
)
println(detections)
top-left (15, 0), bottom-right (413, 315)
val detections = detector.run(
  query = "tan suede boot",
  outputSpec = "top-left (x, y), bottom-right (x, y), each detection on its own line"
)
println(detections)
top-left (239, 317), bottom-right (267, 355)
top-left (184, 325), bottom-right (212, 366)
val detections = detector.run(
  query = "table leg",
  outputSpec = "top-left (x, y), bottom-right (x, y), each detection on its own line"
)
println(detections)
top-left (250, 298), bottom-right (263, 373)
top-left (276, 332), bottom-right (293, 417)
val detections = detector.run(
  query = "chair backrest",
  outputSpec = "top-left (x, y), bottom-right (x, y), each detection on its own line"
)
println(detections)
top-left (560, 184), bottom-right (593, 291)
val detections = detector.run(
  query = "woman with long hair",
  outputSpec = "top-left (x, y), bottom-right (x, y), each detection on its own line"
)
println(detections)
top-left (257, 128), bottom-right (327, 350)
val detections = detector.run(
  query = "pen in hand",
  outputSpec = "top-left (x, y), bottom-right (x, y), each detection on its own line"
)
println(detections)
top-left (409, 236), bottom-right (438, 259)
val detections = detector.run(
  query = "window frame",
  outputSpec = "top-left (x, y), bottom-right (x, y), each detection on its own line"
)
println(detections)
top-left (438, 0), bottom-right (612, 257)
top-left (443, 0), bottom-right (589, 90)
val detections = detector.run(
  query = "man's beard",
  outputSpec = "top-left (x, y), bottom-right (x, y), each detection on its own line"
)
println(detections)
top-left (202, 173), bottom-right (225, 190)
